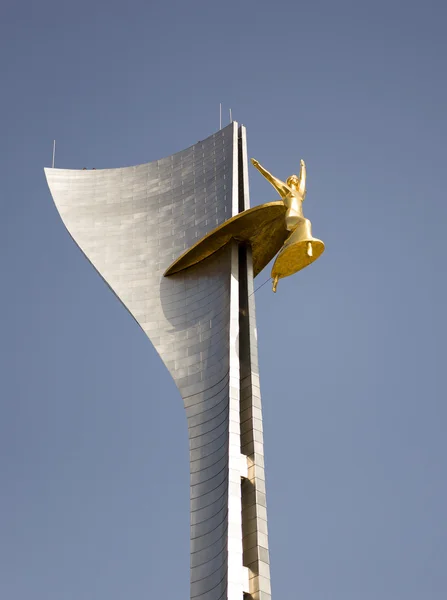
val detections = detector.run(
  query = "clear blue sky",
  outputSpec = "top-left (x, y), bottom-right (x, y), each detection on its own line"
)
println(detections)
top-left (1, 1), bottom-right (446, 598)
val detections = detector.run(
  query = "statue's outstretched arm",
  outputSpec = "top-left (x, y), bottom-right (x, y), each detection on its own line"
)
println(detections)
top-left (299, 159), bottom-right (306, 198)
top-left (251, 158), bottom-right (290, 198)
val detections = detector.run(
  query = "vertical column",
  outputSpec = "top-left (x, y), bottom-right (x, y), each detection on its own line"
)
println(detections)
top-left (227, 121), bottom-right (245, 600)
top-left (238, 126), bottom-right (272, 600)
top-left (227, 241), bottom-right (244, 600)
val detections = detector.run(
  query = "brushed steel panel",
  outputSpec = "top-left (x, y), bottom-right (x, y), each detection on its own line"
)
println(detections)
top-left (45, 122), bottom-right (271, 600)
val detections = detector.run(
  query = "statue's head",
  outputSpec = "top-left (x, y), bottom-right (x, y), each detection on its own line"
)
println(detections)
top-left (286, 174), bottom-right (300, 187)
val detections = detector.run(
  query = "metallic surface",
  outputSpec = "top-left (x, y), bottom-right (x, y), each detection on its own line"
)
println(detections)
top-left (271, 218), bottom-right (324, 292)
top-left (251, 158), bottom-right (307, 232)
top-left (45, 122), bottom-right (271, 600)
top-left (164, 201), bottom-right (288, 278)
top-left (237, 132), bottom-right (272, 598)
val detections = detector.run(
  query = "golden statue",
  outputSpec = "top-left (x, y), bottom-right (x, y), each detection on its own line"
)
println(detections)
top-left (251, 158), bottom-right (307, 232)
top-left (251, 158), bottom-right (324, 292)
top-left (165, 154), bottom-right (324, 294)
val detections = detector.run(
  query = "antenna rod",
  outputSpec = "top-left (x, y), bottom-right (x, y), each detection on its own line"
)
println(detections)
top-left (52, 140), bottom-right (56, 168)
top-left (229, 108), bottom-right (232, 123)
top-left (219, 103), bottom-right (222, 130)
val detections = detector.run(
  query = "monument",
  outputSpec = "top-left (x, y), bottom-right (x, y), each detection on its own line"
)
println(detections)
top-left (45, 122), bottom-right (324, 600)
